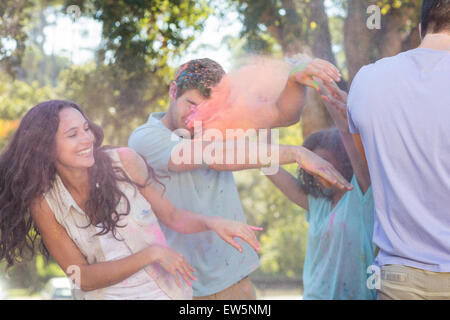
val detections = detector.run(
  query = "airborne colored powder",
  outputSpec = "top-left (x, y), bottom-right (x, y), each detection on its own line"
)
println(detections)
top-left (185, 55), bottom-right (312, 137)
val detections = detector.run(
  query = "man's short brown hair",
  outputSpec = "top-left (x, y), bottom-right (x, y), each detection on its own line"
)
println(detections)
top-left (173, 58), bottom-right (225, 99)
top-left (421, 0), bottom-right (450, 37)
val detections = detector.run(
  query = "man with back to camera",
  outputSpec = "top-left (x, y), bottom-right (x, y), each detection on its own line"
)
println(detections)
top-left (346, 0), bottom-right (450, 300)
top-left (128, 57), bottom-right (352, 299)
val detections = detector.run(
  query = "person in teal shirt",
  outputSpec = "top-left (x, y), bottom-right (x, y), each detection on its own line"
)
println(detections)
top-left (265, 83), bottom-right (376, 299)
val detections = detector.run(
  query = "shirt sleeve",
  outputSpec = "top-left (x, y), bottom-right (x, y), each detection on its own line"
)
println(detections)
top-left (349, 174), bottom-right (373, 204)
top-left (347, 66), bottom-right (370, 135)
top-left (347, 108), bottom-right (359, 134)
top-left (128, 123), bottom-right (182, 174)
top-left (349, 175), bottom-right (375, 234)
top-left (306, 194), bottom-right (324, 224)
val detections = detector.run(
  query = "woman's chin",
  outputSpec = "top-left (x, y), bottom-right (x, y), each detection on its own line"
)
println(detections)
top-left (85, 158), bottom-right (96, 168)
top-left (75, 157), bottom-right (95, 168)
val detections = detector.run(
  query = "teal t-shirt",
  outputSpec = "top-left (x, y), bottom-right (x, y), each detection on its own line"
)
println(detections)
top-left (128, 112), bottom-right (260, 297)
top-left (303, 175), bottom-right (376, 300)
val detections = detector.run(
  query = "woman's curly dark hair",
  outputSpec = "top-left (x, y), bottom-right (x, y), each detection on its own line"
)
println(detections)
top-left (0, 100), bottom-right (163, 269)
top-left (297, 128), bottom-right (353, 200)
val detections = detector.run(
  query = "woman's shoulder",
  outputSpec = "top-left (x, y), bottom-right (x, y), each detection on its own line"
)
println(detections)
top-left (102, 147), bottom-right (140, 166)
top-left (102, 146), bottom-right (121, 160)
top-left (108, 147), bottom-right (148, 185)
top-left (40, 174), bottom-right (65, 207)
top-left (102, 146), bottom-right (138, 160)
top-left (30, 194), bottom-right (54, 220)
top-left (113, 147), bottom-right (144, 169)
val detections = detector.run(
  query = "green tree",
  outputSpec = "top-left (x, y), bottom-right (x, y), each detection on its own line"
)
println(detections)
top-left (0, 71), bottom-right (55, 150)
top-left (56, 0), bottom-right (212, 144)
top-left (0, 0), bottom-right (32, 76)
top-left (343, 0), bottom-right (421, 82)
top-left (1, 1), bottom-right (213, 145)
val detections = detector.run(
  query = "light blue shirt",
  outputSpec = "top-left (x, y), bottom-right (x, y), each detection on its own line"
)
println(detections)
top-left (303, 175), bottom-right (376, 300)
top-left (348, 48), bottom-right (450, 272)
top-left (128, 112), bottom-right (260, 297)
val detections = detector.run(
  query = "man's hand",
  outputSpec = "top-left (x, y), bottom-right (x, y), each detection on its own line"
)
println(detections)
top-left (206, 217), bottom-right (263, 253)
top-left (288, 54), bottom-right (341, 91)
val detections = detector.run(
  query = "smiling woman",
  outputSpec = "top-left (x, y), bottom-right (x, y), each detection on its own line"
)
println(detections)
top-left (55, 108), bottom-right (96, 169)
top-left (0, 100), bottom-right (146, 265)
top-left (0, 100), bottom-right (262, 300)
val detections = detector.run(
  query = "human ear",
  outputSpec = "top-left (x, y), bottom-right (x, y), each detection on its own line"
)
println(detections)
top-left (169, 81), bottom-right (177, 101)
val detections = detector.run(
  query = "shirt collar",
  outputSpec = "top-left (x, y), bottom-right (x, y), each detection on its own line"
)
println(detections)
top-left (148, 111), bottom-right (166, 123)
top-left (54, 174), bottom-right (86, 216)
top-left (148, 111), bottom-right (173, 131)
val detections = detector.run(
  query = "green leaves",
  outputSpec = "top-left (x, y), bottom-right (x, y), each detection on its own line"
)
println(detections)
top-left (87, 0), bottom-right (210, 68)
top-left (0, 0), bottom-right (33, 76)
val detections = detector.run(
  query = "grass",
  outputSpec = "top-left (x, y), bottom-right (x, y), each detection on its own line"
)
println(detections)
top-left (5, 284), bottom-right (303, 300)
top-left (254, 282), bottom-right (303, 299)
top-left (7, 288), bottom-right (42, 299)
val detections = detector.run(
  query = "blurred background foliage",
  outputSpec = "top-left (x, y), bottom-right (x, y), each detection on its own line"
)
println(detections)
top-left (1, 0), bottom-right (422, 295)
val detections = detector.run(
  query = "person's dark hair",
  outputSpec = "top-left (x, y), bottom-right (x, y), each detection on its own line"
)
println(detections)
top-left (421, 0), bottom-right (450, 37)
top-left (174, 58), bottom-right (225, 99)
top-left (0, 100), bottom-right (163, 269)
top-left (297, 128), bottom-right (353, 200)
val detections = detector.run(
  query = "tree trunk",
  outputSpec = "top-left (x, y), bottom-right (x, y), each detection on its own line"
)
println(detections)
top-left (295, 0), bottom-right (335, 137)
top-left (344, 1), bottom-right (375, 85)
top-left (345, 0), bottom-right (422, 85)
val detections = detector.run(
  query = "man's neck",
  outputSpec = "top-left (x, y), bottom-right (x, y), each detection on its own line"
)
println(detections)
top-left (419, 32), bottom-right (450, 51)
top-left (161, 111), bottom-right (175, 132)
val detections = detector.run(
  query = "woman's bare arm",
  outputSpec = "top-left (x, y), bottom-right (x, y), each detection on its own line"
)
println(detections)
top-left (31, 194), bottom-right (197, 290)
top-left (321, 82), bottom-right (371, 193)
top-left (30, 197), bottom-right (164, 291)
top-left (117, 147), bottom-right (261, 253)
top-left (264, 167), bottom-right (309, 211)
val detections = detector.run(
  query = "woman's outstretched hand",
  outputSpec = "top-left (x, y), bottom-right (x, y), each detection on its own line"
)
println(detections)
top-left (206, 217), bottom-right (263, 253)
top-left (296, 146), bottom-right (353, 191)
top-left (147, 245), bottom-right (197, 288)
top-left (321, 81), bottom-right (350, 133)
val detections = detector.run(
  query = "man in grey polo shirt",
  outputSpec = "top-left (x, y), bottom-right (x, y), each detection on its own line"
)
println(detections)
top-left (129, 58), bottom-right (351, 299)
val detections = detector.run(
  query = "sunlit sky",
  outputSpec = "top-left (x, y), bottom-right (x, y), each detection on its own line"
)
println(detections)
top-left (43, 1), bottom-right (340, 72)
top-left (43, 9), bottom-right (242, 71)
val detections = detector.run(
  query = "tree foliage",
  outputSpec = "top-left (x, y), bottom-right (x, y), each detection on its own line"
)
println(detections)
top-left (0, 71), bottom-right (55, 150)
top-left (0, 0), bottom-right (33, 76)
top-left (232, 0), bottom-right (422, 136)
